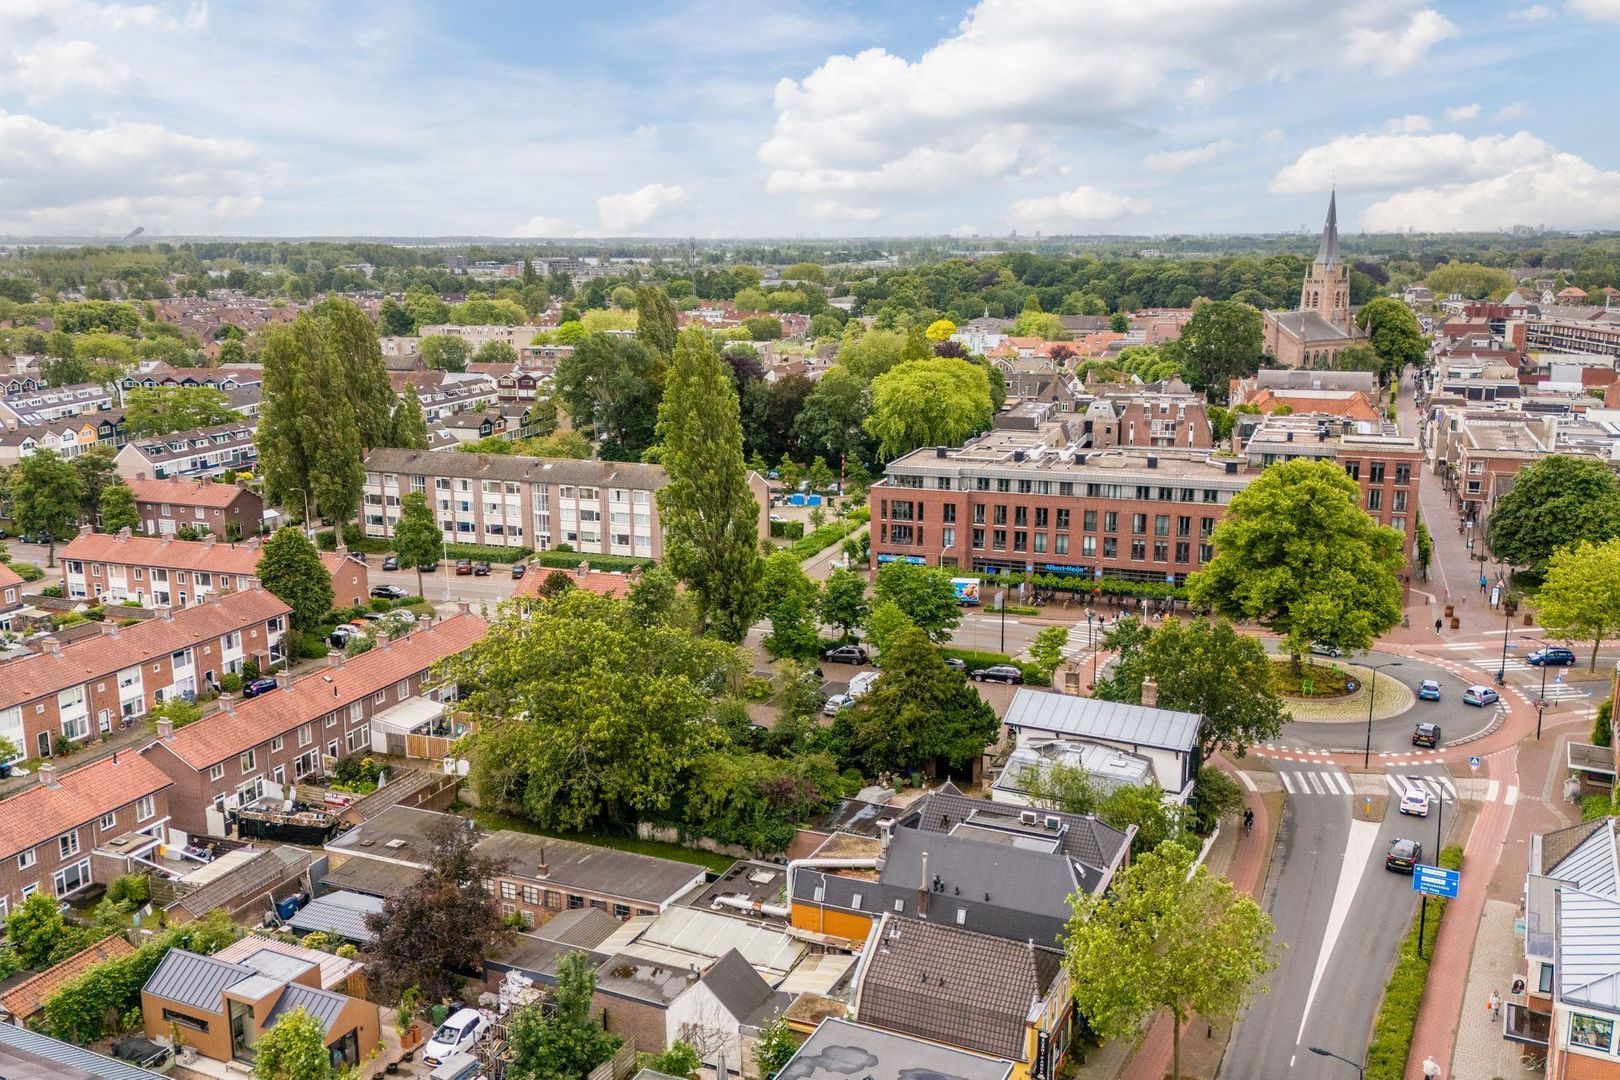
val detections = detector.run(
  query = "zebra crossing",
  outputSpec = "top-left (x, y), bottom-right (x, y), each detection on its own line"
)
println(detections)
top-left (1276, 768), bottom-right (1354, 796)
top-left (1386, 773), bottom-right (1456, 802)
top-left (1273, 767), bottom-right (1457, 800)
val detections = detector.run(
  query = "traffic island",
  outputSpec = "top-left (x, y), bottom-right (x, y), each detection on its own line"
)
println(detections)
top-left (1365, 845), bottom-right (1464, 1080)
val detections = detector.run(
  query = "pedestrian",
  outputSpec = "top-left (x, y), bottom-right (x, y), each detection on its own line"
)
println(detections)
top-left (1435, 617), bottom-right (1443, 635)
top-left (1422, 1057), bottom-right (1441, 1079)
top-left (1489, 990), bottom-right (1501, 1021)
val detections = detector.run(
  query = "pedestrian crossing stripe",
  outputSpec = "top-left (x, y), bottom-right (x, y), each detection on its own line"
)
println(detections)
top-left (1387, 774), bottom-right (1456, 800)
top-left (1277, 769), bottom-right (1353, 796)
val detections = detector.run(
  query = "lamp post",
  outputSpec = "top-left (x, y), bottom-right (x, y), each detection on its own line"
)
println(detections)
top-left (1528, 636), bottom-right (1557, 741)
top-left (1494, 566), bottom-right (1516, 684)
top-left (1364, 661), bottom-right (1403, 768)
top-left (1308, 1046), bottom-right (1365, 1079)
top-left (1085, 608), bottom-right (1098, 687)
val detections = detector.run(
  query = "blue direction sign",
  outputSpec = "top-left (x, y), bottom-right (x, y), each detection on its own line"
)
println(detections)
top-left (1469, 755), bottom-right (1481, 770)
top-left (1413, 865), bottom-right (1460, 899)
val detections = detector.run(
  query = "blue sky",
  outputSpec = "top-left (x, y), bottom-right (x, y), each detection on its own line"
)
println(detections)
top-left (1, 0), bottom-right (1617, 238)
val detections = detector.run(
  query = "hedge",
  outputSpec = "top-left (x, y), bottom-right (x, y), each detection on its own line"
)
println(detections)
top-left (531, 550), bottom-right (652, 573)
top-left (1364, 845), bottom-right (1463, 1080)
top-left (790, 517), bottom-right (862, 560)
top-left (939, 646), bottom-right (1051, 688)
top-left (980, 567), bottom-right (1189, 602)
top-left (443, 543), bottom-right (532, 564)
top-left (770, 519), bottom-right (806, 540)
top-left (10, 562), bottom-right (44, 582)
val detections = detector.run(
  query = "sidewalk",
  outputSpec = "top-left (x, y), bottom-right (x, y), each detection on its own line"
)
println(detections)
top-left (1448, 899), bottom-right (1530, 1079)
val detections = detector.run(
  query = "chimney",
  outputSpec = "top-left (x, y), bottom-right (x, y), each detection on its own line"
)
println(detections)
top-left (38, 762), bottom-right (59, 788)
top-left (78, 523), bottom-right (92, 537)
top-left (222, 696), bottom-right (235, 714)
top-left (918, 851), bottom-right (930, 917)
top-left (100, 622), bottom-right (118, 638)
top-left (877, 818), bottom-right (895, 851)
top-left (117, 526), bottom-right (131, 540)
top-left (155, 719), bottom-right (174, 740)
top-left (332, 651), bottom-right (344, 669)
top-left (376, 631), bottom-right (391, 649)
top-left (135, 471), bottom-right (147, 481)
top-left (537, 845), bottom-right (548, 877)
top-left (159, 533), bottom-right (171, 546)
top-left (203, 533), bottom-right (216, 548)
top-left (457, 601), bottom-right (471, 616)
top-left (161, 607), bottom-right (173, 621)
top-left (576, 560), bottom-right (589, 579)
top-left (42, 637), bottom-right (61, 656)
top-left (1141, 676), bottom-right (1159, 708)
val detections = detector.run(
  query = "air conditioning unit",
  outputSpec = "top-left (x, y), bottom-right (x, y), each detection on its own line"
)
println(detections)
top-left (1018, 810), bottom-right (1038, 826)
top-left (1044, 815), bottom-right (1062, 830)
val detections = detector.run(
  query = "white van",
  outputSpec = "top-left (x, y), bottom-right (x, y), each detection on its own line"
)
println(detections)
top-left (848, 670), bottom-right (880, 698)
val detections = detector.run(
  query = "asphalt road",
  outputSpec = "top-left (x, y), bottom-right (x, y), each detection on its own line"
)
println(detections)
top-left (1222, 762), bottom-right (1455, 1079)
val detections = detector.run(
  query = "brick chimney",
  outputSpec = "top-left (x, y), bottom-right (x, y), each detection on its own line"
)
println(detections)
top-left (42, 637), bottom-right (61, 656)
top-left (155, 719), bottom-right (173, 740)
top-left (117, 526), bottom-right (131, 540)
top-left (1141, 677), bottom-right (1158, 708)
top-left (78, 523), bottom-right (92, 537)
top-left (202, 533), bottom-right (216, 548)
top-left (159, 533), bottom-right (172, 546)
top-left (222, 696), bottom-right (235, 714)
top-left (918, 850), bottom-right (930, 917)
top-left (38, 762), bottom-right (59, 788)
top-left (100, 622), bottom-right (119, 638)
top-left (376, 631), bottom-right (390, 649)
top-left (457, 601), bottom-right (471, 616)
top-left (537, 845), bottom-right (548, 877)
top-left (576, 560), bottom-right (589, 579)
top-left (135, 471), bottom-right (147, 481)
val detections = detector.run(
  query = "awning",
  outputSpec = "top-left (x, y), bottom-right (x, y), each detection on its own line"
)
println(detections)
top-left (370, 696), bottom-right (446, 735)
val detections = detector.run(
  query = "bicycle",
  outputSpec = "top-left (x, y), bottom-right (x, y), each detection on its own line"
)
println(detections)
top-left (1521, 1053), bottom-right (1546, 1072)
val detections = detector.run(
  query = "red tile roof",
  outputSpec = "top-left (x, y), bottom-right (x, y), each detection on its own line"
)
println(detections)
top-left (61, 532), bottom-right (356, 579)
top-left (126, 478), bottom-right (256, 510)
top-left (0, 935), bottom-right (135, 1019)
top-left (513, 565), bottom-right (636, 601)
top-left (151, 613), bottom-right (488, 769)
top-left (0, 562), bottom-right (22, 591)
top-left (0, 589), bottom-right (290, 710)
top-left (0, 753), bottom-right (172, 859)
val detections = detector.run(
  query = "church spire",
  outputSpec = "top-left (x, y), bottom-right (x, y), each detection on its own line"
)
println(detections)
top-left (1314, 189), bottom-right (1340, 268)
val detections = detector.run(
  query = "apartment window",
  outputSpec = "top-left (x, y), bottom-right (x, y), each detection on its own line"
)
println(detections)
top-left (298, 724), bottom-right (313, 748)
top-left (16, 849), bottom-right (35, 871)
top-left (1013, 531), bottom-right (1027, 552)
top-left (1013, 507), bottom-right (1027, 527)
top-left (1034, 507), bottom-right (1048, 528)
top-left (373, 691), bottom-right (385, 705)
top-left (1153, 540), bottom-right (1169, 562)
top-left (136, 795), bottom-right (155, 821)
top-left (501, 882), bottom-right (519, 900)
top-left (975, 478), bottom-right (990, 492)
top-left (1343, 461), bottom-right (1360, 481)
top-left (54, 859), bottom-right (90, 897)
top-left (972, 528), bottom-right (985, 550)
top-left (209, 763), bottom-right (225, 782)
top-left (1081, 510), bottom-right (1095, 531)
top-left (58, 832), bottom-right (79, 859)
top-left (993, 529), bottom-right (1007, 551)
top-left (993, 505), bottom-right (1007, 526)
top-left (972, 505), bottom-right (985, 525)
top-left (1393, 490), bottom-right (1408, 512)
top-left (1394, 463), bottom-right (1411, 486)
top-left (1104, 538), bottom-right (1117, 558)
top-left (1033, 533), bottom-right (1047, 554)
top-left (1131, 539), bottom-right (1146, 561)
top-left (1367, 489), bottom-right (1383, 511)
top-left (99, 813), bottom-right (117, 831)
top-left (522, 886), bottom-right (540, 905)
top-left (239, 750), bottom-right (256, 773)
top-left (1104, 511), bottom-right (1118, 533)
top-left (1177, 516), bottom-right (1191, 538)
top-left (941, 504), bottom-right (957, 524)
top-left (1079, 536), bottom-right (1094, 557)
top-left (1055, 535), bottom-right (1069, 555)
top-left (996, 478), bottom-right (1011, 493)
top-left (940, 527), bottom-right (956, 550)
top-left (1132, 514), bottom-right (1147, 535)
top-left (1391, 515), bottom-right (1406, 533)
top-left (1369, 462), bottom-right (1386, 484)
top-left (1175, 541), bottom-right (1191, 564)
top-left (1154, 515), bottom-right (1170, 537)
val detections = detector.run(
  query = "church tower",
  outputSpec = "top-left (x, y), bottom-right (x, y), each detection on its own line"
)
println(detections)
top-left (1299, 190), bottom-right (1350, 330)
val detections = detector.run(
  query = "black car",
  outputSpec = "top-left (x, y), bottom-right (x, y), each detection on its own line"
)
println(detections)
top-left (1412, 722), bottom-right (1442, 748)
top-left (382, 556), bottom-right (399, 571)
top-left (1385, 838), bottom-right (1423, 873)
top-left (242, 677), bottom-right (278, 698)
top-left (370, 584), bottom-right (406, 600)
top-left (822, 644), bottom-right (870, 665)
top-left (1527, 646), bottom-right (1577, 667)
top-left (473, 561), bottom-right (492, 576)
top-left (971, 664), bottom-right (1025, 684)
top-left (421, 561), bottom-right (438, 572)
top-left (511, 563), bottom-right (527, 579)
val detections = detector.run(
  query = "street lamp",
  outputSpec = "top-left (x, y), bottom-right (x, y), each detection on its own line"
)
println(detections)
top-left (1494, 566), bottom-right (1517, 684)
top-left (1309, 1046), bottom-right (1365, 1079)
top-left (1528, 636), bottom-right (1561, 741)
top-left (1085, 608), bottom-right (1098, 687)
top-left (1364, 661), bottom-right (1403, 768)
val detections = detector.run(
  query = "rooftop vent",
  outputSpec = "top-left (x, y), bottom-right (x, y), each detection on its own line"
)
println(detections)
top-left (1224, 460), bottom-right (1239, 474)
top-left (1146, 455), bottom-right (1158, 469)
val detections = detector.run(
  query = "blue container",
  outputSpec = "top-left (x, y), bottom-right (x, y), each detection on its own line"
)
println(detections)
top-left (806, 494), bottom-right (823, 507)
top-left (788, 493), bottom-right (807, 506)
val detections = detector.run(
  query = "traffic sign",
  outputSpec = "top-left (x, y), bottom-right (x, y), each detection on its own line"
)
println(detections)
top-left (1413, 865), bottom-right (1460, 899)
top-left (1469, 755), bottom-right (1481, 771)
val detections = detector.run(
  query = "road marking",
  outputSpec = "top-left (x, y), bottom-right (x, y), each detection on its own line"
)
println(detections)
top-left (1236, 770), bottom-right (1259, 792)
top-left (1505, 785), bottom-right (1519, 806)
top-left (1484, 779), bottom-right (1500, 801)
top-left (1279, 771), bottom-right (1297, 794)
top-left (1296, 817), bottom-right (1381, 1048)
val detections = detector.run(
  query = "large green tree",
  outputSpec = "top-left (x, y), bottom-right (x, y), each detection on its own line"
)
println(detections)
top-left (256, 526), bottom-right (334, 631)
top-left (837, 625), bottom-right (998, 775)
top-left (635, 285), bottom-right (679, 360)
top-left (1355, 297), bottom-right (1428, 379)
top-left (419, 334), bottom-right (470, 372)
top-left (819, 567), bottom-right (870, 638)
top-left (12, 449), bottom-right (82, 565)
top-left (252, 1007), bottom-right (339, 1080)
top-left (1188, 459), bottom-right (1404, 663)
top-left (655, 328), bottom-right (762, 642)
top-left (554, 333), bottom-right (662, 460)
top-left (872, 562), bottom-right (961, 644)
top-left (97, 480), bottom-right (139, 533)
top-left (123, 386), bottom-right (237, 437)
top-left (1425, 262), bottom-right (1513, 299)
top-left (392, 492), bottom-right (443, 598)
top-left (864, 358), bottom-right (992, 459)
top-left (1064, 843), bottom-right (1275, 1080)
top-left (1166, 300), bottom-right (1263, 399)
top-left (1486, 454), bottom-right (1620, 573)
top-left (387, 384), bottom-right (430, 450)
top-left (1537, 538), bottom-right (1620, 671)
top-left (760, 550), bottom-right (822, 661)
top-left (506, 951), bottom-right (622, 1080)
top-left (71, 446), bottom-right (119, 524)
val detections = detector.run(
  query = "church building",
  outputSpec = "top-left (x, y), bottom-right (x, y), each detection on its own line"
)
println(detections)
top-left (1262, 191), bottom-right (1366, 368)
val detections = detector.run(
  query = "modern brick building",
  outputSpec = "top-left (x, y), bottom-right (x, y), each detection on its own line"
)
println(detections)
top-left (141, 611), bottom-right (487, 841)
top-left (61, 528), bottom-right (368, 609)
top-left (0, 588), bottom-right (290, 760)
top-left (362, 448), bottom-right (667, 558)
top-left (0, 753), bottom-right (174, 915)
top-left (125, 477), bottom-right (265, 539)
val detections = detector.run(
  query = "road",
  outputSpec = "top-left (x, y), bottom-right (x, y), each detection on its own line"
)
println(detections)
top-left (1223, 762), bottom-right (1456, 1078)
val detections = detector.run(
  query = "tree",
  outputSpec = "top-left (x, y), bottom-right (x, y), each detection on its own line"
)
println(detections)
top-left (862, 599), bottom-right (915, 659)
top-left (378, 297), bottom-right (415, 336)
top-left (1188, 459), bottom-right (1403, 664)
top-left (1027, 625), bottom-right (1069, 680)
top-left (683, 750), bottom-right (840, 851)
top-left (925, 318), bottom-right (957, 342)
top-left (257, 526), bottom-right (334, 632)
top-left (420, 334), bottom-right (470, 372)
top-left (1110, 312), bottom-right (1131, 333)
top-left (98, 480), bottom-right (139, 533)
top-left (656, 328), bottom-right (762, 642)
top-left (754, 1014), bottom-right (800, 1080)
top-left (836, 329), bottom-right (907, 381)
top-left (11, 449), bottom-right (82, 566)
top-left (388, 384), bottom-right (429, 449)
top-left (1355, 297), bottom-right (1428, 379)
top-left (362, 814), bottom-right (513, 1004)
top-left (474, 340), bottom-right (519, 366)
top-left (648, 1041), bottom-right (701, 1080)
top-left (6, 893), bottom-right (89, 970)
top-left (450, 589), bottom-right (741, 829)
top-left (1486, 454), bottom-right (1620, 573)
top-left (506, 951), bottom-right (621, 1080)
top-left (626, 564), bottom-right (686, 628)
top-left (865, 359), bottom-right (992, 459)
top-left (554, 333), bottom-right (662, 460)
top-left (1019, 759), bottom-right (1100, 817)
top-left (1064, 843), bottom-right (1274, 1080)
top-left (1096, 782), bottom-right (1192, 857)
top-left (40, 352), bottom-right (95, 387)
top-left (123, 386), bottom-right (237, 436)
top-left (1168, 300), bottom-right (1263, 399)
top-left (635, 285), bottom-right (679, 360)
top-left (253, 1007), bottom-right (339, 1080)
top-left (793, 366), bottom-right (871, 467)
top-left (1331, 343), bottom-right (1383, 374)
top-left (760, 550), bottom-right (822, 661)
top-left (1537, 538), bottom-right (1620, 671)
top-left (1425, 262), bottom-right (1513, 300)
top-left (837, 626), bottom-right (998, 775)
top-left (819, 568), bottom-right (870, 638)
top-left (71, 446), bottom-right (119, 524)
top-left (393, 492), bottom-right (443, 598)
top-left (872, 562), bottom-right (961, 643)
top-left (217, 339), bottom-right (247, 366)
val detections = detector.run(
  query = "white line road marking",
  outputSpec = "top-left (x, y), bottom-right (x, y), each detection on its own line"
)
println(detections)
top-left (1506, 785), bottom-right (1519, 806)
top-left (1237, 770), bottom-right (1259, 792)
top-left (1296, 817), bottom-right (1381, 1048)
top-left (1485, 779), bottom-right (1500, 802)
top-left (1280, 771), bottom-right (1298, 794)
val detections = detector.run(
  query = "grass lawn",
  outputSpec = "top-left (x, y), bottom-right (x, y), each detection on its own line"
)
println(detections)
top-left (1270, 659), bottom-right (1354, 697)
top-left (468, 809), bottom-right (735, 874)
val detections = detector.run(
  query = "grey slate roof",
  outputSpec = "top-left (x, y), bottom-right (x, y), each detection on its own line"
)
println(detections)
top-left (593, 953), bottom-right (699, 1006)
top-left (1557, 888), bottom-right (1620, 1011)
top-left (855, 915), bottom-right (1061, 1061)
top-left (485, 935), bottom-right (612, 988)
top-left (0, 1021), bottom-right (167, 1079)
top-left (286, 890), bottom-right (385, 943)
top-left (364, 447), bottom-right (668, 491)
top-left (474, 828), bottom-right (706, 907)
top-left (900, 784), bottom-right (1130, 875)
top-left (143, 949), bottom-right (254, 1012)
top-left (1315, 190), bottom-right (1341, 267)
top-left (266, 982), bottom-right (350, 1034)
top-left (1539, 819), bottom-right (1613, 885)
top-left (701, 948), bottom-right (776, 1021)
top-left (780, 1018), bottom-right (1014, 1080)
top-left (1002, 688), bottom-right (1200, 753)
top-left (319, 855), bottom-right (421, 899)
top-left (1268, 310), bottom-right (1358, 343)
top-left (176, 846), bottom-right (311, 918)
top-left (533, 907), bottom-right (621, 949)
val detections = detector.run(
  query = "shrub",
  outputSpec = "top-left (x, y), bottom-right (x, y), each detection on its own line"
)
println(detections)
top-left (219, 673), bottom-right (243, 694)
top-left (39, 583), bottom-right (63, 597)
top-left (788, 517), bottom-right (861, 559)
top-left (529, 549), bottom-right (651, 573)
top-left (12, 562), bottom-right (44, 583)
top-left (106, 874), bottom-right (150, 907)
top-left (769, 520), bottom-right (806, 540)
top-left (1594, 697), bottom-right (1613, 748)
top-left (1364, 846), bottom-right (1462, 1079)
top-left (443, 542), bottom-right (532, 564)
top-left (297, 630), bottom-right (329, 659)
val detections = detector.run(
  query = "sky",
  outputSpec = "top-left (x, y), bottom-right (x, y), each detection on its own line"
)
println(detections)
top-left (2, 0), bottom-right (1618, 239)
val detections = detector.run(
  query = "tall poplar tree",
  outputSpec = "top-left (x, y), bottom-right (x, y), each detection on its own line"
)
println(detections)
top-left (655, 328), bottom-right (761, 642)
top-left (389, 384), bottom-right (430, 449)
top-left (635, 285), bottom-right (678, 361)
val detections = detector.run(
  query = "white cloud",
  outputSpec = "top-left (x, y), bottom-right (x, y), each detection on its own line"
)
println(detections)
top-left (1273, 130), bottom-right (1554, 192)
top-left (1143, 138), bottom-right (1234, 171)
top-left (1495, 102), bottom-right (1531, 120)
top-left (0, 108), bottom-right (263, 233)
top-left (1381, 114), bottom-right (1432, 134)
top-left (1508, 3), bottom-right (1555, 18)
top-left (512, 215), bottom-right (571, 238)
top-left (596, 183), bottom-right (686, 232)
top-left (761, 0), bottom-right (1456, 212)
top-left (1444, 103), bottom-right (1482, 121)
top-left (1567, 0), bottom-right (1620, 21)
top-left (1008, 185), bottom-right (1149, 230)
top-left (5, 39), bottom-right (130, 101)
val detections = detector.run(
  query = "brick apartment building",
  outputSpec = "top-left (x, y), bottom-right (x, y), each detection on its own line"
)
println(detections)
top-left (0, 753), bottom-right (174, 916)
top-left (61, 528), bottom-right (369, 609)
top-left (0, 562), bottom-right (22, 629)
top-left (113, 421), bottom-right (258, 482)
top-left (141, 611), bottom-right (487, 840)
top-left (0, 588), bottom-right (290, 761)
top-left (126, 477), bottom-right (265, 539)
top-left (362, 448), bottom-right (667, 558)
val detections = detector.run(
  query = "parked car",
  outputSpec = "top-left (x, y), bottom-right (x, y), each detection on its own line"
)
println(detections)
top-left (942, 656), bottom-right (967, 672)
top-left (511, 563), bottom-right (527, 579)
top-left (1417, 680), bottom-right (1442, 702)
top-left (347, 550), bottom-right (368, 564)
top-left (242, 677), bottom-right (278, 698)
top-left (1412, 722), bottom-right (1442, 748)
top-left (421, 560), bottom-right (438, 572)
top-left (473, 561), bottom-right (492, 576)
top-left (1385, 838), bottom-right (1423, 873)
top-left (1528, 646), bottom-right (1577, 667)
top-left (1308, 642), bottom-right (1346, 658)
top-left (422, 1009), bottom-right (492, 1068)
top-left (822, 693), bottom-right (855, 716)
top-left (1462, 685), bottom-right (1500, 707)
top-left (370, 584), bottom-right (406, 600)
top-left (329, 625), bottom-right (362, 648)
top-left (971, 664), bottom-right (1024, 684)
top-left (454, 559), bottom-right (473, 576)
top-left (1399, 789), bottom-right (1431, 817)
top-left (382, 556), bottom-right (399, 571)
top-left (822, 644), bottom-right (870, 665)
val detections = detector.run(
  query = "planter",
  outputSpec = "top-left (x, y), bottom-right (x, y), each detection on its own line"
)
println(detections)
top-left (1444, 604), bottom-right (1454, 618)
top-left (1524, 614), bottom-right (1534, 626)
top-left (1450, 616), bottom-right (1460, 630)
